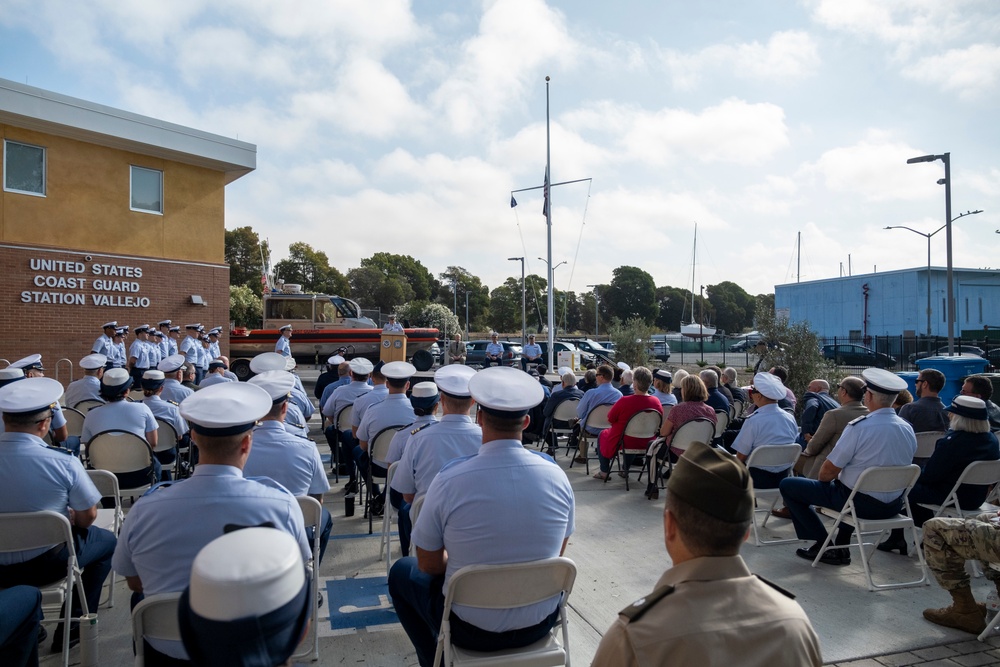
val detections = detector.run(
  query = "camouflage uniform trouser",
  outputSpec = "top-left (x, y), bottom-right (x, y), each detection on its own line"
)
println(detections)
top-left (923, 513), bottom-right (1000, 591)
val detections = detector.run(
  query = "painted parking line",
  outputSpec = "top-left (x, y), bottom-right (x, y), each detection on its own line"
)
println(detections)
top-left (320, 575), bottom-right (399, 636)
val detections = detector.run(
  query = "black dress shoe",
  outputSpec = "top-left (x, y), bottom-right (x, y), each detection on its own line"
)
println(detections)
top-left (795, 544), bottom-right (820, 561)
top-left (50, 623), bottom-right (79, 653)
top-left (877, 536), bottom-right (909, 556)
top-left (821, 548), bottom-right (851, 566)
top-left (343, 479), bottom-right (358, 495)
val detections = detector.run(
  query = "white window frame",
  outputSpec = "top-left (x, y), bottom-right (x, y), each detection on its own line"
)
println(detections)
top-left (130, 165), bottom-right (163, 215)
top-left (3, 139), bottom-right (46, 197)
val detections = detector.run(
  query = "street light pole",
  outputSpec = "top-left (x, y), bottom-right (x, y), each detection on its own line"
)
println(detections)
top-left (538, 257), bottom-right (566, 340)
top-left (508, 257), bottom-right (525, 345)
top-left (886, 208), bottom-right (982, 341)
top-left (586, 284), bottom-right (599, 337)
top-left (465, 291), bottom-right (469, 336)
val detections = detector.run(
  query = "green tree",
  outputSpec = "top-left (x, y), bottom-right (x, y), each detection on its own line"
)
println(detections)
top-left (347, 266), bottom-right (413, 314)
top-left (655, 285), bottom-right (688, 331)
top-left (398, 301), bottom-right (461, 335)
top-left (229, 284), bottom-right (262, 328)
top-left (438, 266), bottom-right (490, 326)
top-left (608, 317), bottom-right (655, 368)
top-left (225, 226), bottom-right (270, 293)
top-left (605, 266), bottom-right (658, 324)
top-left (273, 242), bottom-right (349, 295)
top-left (360, 253), bottom-right (439, 302)
top-left (752, 301), bottom-right (835, 402)
top-left (488, 278), bottom-right (521, 333)
top-left (706, 281), bottom-right (755, 334)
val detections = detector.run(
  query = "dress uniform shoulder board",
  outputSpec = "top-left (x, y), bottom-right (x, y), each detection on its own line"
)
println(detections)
top-left (411, 422), bottom-right (435, 436)
top-left (848, 414), bottom-right (869, 426)
top-left (46, 445), bottom-right (75, 455)
top-left (754, 574), bottom-right (796, 599)
top-left (619, 584), bottom-right (675, 622)
top-left (168, 400), bottom-right (179, 406)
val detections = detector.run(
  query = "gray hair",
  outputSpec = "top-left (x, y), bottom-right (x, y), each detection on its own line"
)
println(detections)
top-left (631, 367), bottom-right (651, 393)
top-left (949, 413), bottom-right (991, 434)
top-left (723, 367), bottom-right (737, 383)
top-left (699, 369), bottom-right (719, 388)
top-left (561, 371), bottom-right (577, 387)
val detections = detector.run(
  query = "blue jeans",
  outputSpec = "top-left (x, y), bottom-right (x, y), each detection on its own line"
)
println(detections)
top-left (749, 467), bottom-right (789, 490)
top-left (388, 557), bottom-right (559, 667)
top-left (0, 586), bottom-right (42, 667)
top-left (0, 524), bottom-right (116, 615)
top-left (779, 477), bottom-right (904, 544)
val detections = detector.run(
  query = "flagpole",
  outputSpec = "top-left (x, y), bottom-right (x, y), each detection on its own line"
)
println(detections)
top-left (545, 76), bottom-right (554, 371)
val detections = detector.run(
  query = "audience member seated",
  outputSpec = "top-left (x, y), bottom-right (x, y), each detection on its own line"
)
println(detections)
top-left (797, 379), bottom-right (840, 448)
top-left (700, 369), bottom-right (730, 414)
top-left (878, 395), bottom-right (1000, 555)
top-left (651, 369), bottom-right (677, 407)
top-left (671, 369), bottom-right (688, 403)
top-left (577, 368), bottom-right (597, 393)
top-left (591, 443), bottom-right (821, 666)
top-left (732, 373), bottom-right (800, 489)
top-left (0, 586), bottom-right (43, 666)
top-left (569, 365), bottom-right (622, 465)
top-left (659, 375), bottom-right (717, 453)
top-left (893, 389), bottom-right (913, 412)
top-left (618, 369), bottom-right (634, 396)
top-left (962, 375), bottom-right (1000, 430)
top-left (541, 369), bottom-right (584, 454)
top-left (899, 369), bottom-right (949, 433)
top-left (593, 367), bottom-right (662, 482)
top-left (722, 367), bottom-right (748, 404)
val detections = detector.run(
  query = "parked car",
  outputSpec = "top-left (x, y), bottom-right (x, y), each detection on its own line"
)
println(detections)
top-left (538, 341), bottom-right (596, 367)
top-left (729, 336), bottom-right (762, 352)
top-left (984, 348), bottom-right (1000, 371)
top-left (464, 340), bottom-right (522, 368)
top-left (822, 343), bottom-right (896, 369)
top-left (565, 338), bottom-right (615, 363)
top-left (647, 340), bottom-right (671, 362)
top-left (908, 345), bottom-right (986, 363)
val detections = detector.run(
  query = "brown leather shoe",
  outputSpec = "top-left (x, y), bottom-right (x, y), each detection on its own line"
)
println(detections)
top-left (923, 605), bottom-right (987, 634)
top-left (770, 506), bottom-right (792, 520)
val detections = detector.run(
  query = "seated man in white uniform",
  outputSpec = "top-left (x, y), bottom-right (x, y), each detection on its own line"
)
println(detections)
top-left (64, 353), bottom-right (107, 408)
top-left (388, 367), bottom-right (575, 667)
top-left (112, 382), bottom-right (309, 663)
top-left (82, 368), bottom-right (160, 486)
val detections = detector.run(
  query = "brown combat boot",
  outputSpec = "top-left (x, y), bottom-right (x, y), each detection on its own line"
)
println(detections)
top-left (923, 586), bottom-right (987, 634)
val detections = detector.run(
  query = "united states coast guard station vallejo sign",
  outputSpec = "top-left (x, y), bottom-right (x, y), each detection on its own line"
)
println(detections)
top-left (21, 257), bottom-right (151, 308)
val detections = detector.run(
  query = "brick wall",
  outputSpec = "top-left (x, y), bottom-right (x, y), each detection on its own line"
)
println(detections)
top-left (0, 242), bottom-right (229, 386)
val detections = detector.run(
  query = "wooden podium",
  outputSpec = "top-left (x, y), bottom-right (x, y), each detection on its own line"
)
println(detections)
top-left (380, 332), bottom-right (408, 363)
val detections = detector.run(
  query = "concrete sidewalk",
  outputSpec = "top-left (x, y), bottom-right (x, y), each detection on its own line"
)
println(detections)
top-left (50, 369), bottom-right (1000, 666)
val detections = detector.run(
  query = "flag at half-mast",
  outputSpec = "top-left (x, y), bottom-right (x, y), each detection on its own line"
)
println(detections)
top-left (541, 166), bottom-right (550, 217)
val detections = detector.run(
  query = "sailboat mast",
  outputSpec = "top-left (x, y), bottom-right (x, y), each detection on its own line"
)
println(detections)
top-left (691, 224), bottom-right (698, 324)
top-left (545, 76), bottom-right (554, 370)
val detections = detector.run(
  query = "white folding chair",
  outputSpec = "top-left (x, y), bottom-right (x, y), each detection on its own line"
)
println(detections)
top-left (381, 461), bottom-right (400, 577)
top-left (62, 406), bottom-right (86, 440)
top-left (572, 403), bottom-right (612, 475)
top-left (730, 398), bottom-right (745, 422)
top-left (131, 592), bottom-right (181, 667)
top-left (548, 398), bottom-right (580, 456)
top-left (86, 430), bottom-right (157, 499)
top-left (914, 431), bottom-right (946, 459)
top-left (918, 459), bottom-right (1000, 519)
top-left (410, 495), bottom-right (426, 527)
top-left (713, 409), bottom-right (730, 440)
top-left (293, 496), bottom-right (322, 662)
top-left (367, 425), bottom-right (406, 534)
top-left (87, 469), bottom-right (123, 608)
top-left (432, 557), bottom-right (577, 667)
top-left (745, 444), bottom-right (802, 546)
top-left (608, 409), bottom-right (662, 490)
top-left (0, 511), bottom-right (91, 667)
top-left (812, 464), bottom-right (930, 590)
top-left (73, 399), bottom-right (105, 413)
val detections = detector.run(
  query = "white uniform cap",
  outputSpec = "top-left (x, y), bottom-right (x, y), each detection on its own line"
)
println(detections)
top-left (434, 364), bottom-right (476, 397)
top-left (102, 321), bottom-right (118, 329)
top-left (248, 370), bottom-right (296, 403)
top-left (752, 372), bottom-right (786, 401)
top-left (101, 368), bottom-right (132, 387)
top-left (142, 370), bottom-right (165, 381)
top-left (616, 361), bottom-right (631, 371)
top-left (382, 361), bottom-right (416, 380)
top-left (0, 377), bottom-right (63, 413)
top-left (284, 357), bottom-right (297, 371)
top-left (250, 352), bottom-right (288, 374)
top-left (349, 358), bottom-right (374, 375)
top-left (188, 527), bottom-right (304, 621)
top-left (180, 382), bottom-right (272, 436)
top-left (185, 323), bottom-right (201, 330)
top-left (468, 366), bottom-right (544, 415)
top-left (158, 354), bottom-right (186, 373)
top-left (80, 354), bottom-right (107, 370)
top-left (557, 366), bottom-right (574, 377)
top-left (328, 355), bottom-right (345, 365)
top-left (279, 325), bottom-right (292, 332)
top-left (410, 382), bottom-right (440, 410)
top-left (158, 320), bottom-right (171, 326)
top-left (862, 368), bottom-right (908, 394)
top-left (0, 368), bottom-right (25, 382)
top-left (10, 354), bottom-right (43, 370)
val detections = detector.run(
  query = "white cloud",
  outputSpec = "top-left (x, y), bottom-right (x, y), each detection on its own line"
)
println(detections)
top-left (799, 133), bottom-right (945, 201)
top-left (740, 176), bottom-right (801, 215)
top-left (660, 30), bottom-right (820, 89)
top-left (902, 44), bottom-right (1000, 100)
top-left (965, 168), bottom-right (1000, 198)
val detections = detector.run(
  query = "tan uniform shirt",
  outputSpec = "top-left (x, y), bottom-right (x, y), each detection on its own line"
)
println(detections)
top-left (591, 555), bottom-right (821, 667)
top-left (796, 401), bottom-right (868, 478)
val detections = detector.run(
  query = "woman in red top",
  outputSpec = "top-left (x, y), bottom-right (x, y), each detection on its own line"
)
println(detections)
top-left (593, 367), bottom-right (662, 480)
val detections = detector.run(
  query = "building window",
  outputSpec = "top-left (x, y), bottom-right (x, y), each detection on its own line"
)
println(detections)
top-left (3, 140), bottom-right (46, 196)
top-left (130, 165), bottom-right (162, 214)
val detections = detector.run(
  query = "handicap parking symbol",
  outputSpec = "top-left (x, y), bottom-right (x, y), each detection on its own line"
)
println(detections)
top-left (325, 575), bottom-right (398, 632)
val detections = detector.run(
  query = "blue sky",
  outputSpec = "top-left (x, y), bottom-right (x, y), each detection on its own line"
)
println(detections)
top-left (2, 0), bottom-right (998, 299)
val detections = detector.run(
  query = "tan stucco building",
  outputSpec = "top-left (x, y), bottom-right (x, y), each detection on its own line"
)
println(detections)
top-left (0, 78), bottom-right (255, 380)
